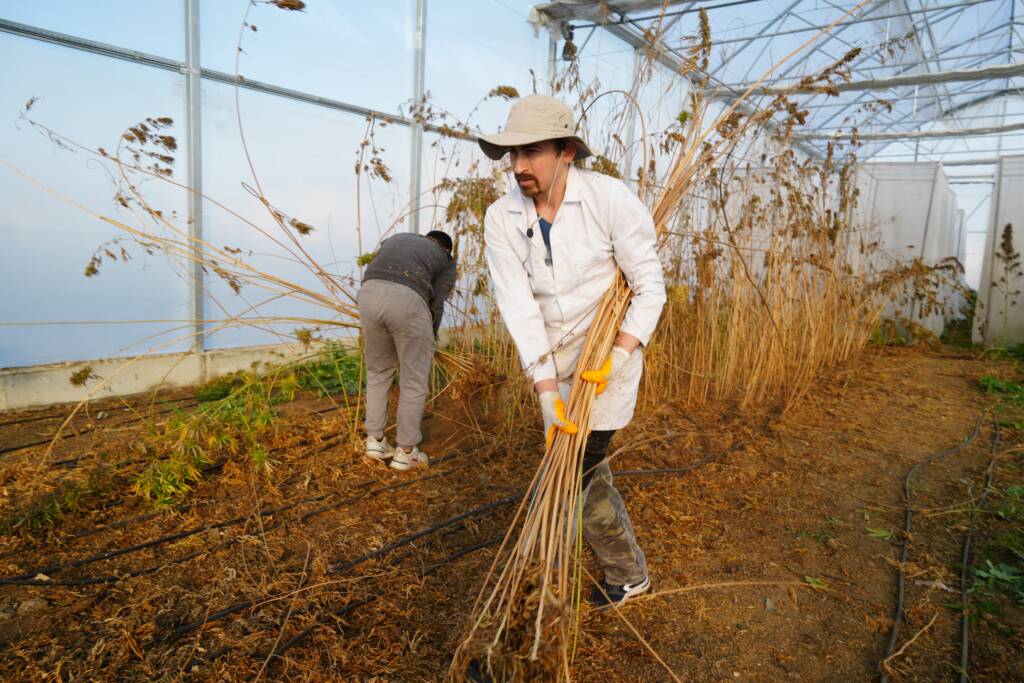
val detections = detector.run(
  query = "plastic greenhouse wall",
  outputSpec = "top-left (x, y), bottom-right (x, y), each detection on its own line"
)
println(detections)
top-left (0, 3), bottom-right (547, 368)
top-left (973, 155), bottom-right (1024, 347)
top-left (860, 162), bottom-right (965, 336)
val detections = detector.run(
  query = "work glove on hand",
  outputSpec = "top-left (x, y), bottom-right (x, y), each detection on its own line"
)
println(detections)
top-left (581, 346), bottom-right (632, 395)
top-left (539, 390), bottom-right (578, 447)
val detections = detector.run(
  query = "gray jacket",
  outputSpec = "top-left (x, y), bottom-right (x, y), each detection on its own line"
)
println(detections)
top-left (362, 233), bottom-right (457, 334)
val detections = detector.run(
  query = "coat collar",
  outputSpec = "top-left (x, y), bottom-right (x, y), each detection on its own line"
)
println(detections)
top-left (507, 165), bottom-right (583, 219)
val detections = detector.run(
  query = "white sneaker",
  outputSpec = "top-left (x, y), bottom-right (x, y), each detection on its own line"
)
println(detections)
top-left (365, 435), bottom-right (394, 463)
top-left (390, 446), bottom-right (429, 470)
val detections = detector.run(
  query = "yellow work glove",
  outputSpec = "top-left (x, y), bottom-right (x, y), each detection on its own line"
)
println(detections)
top-left (580, 346), bottom-right (632, 395)
top-left (539, 390), bottom-right (578, 447)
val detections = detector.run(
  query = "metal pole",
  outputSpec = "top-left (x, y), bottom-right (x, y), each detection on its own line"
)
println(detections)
top-left (547, 29), bottom-right (558, 94)
top-left (185, 0), bottom-right (204, 356)
top-left (408, 0), bottom-right (427, 234)
top-left (622, 46), bottom-right (642, 185)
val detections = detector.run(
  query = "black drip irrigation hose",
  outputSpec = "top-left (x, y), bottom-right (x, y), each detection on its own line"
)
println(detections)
top-left (1, 450), bottom-right (477, 586)
top-left (0, 390), bottom-right (347, 458)
top-left (610, 410), bottom-right (750, 481)
top-left (958, 420), bottom-right (1001, 683)
top-left (262, 534), bottom-right (507, 668)
top-left (0, 495), bottom-right (323, 586)
top-left (39, 417), bottom-right (343, 472)
top-left (0, 400), bottom-right (202, 457)
top-left (7, 536), bottom-right (247, 587)
top-left (156, 495), bottom-right (521, 646)
top-left (298, 470), bottom-right (446, 523)
top-left (150, 446), bottom-right (731, 649)
top-left (6, 429), bottom-right (368, 564)
top-left (9, 431), bottom-right (734, 663)
top-left (0, 500), bottom-right (211, 564)
top-left (326, 495), bottom-right (521, 576)
top-left (0, 395), bottom-right (197, 429)
top-left (70, 499), bottom-right (220, 540)
top-left (48, 440), bottom-right (390, 546)
top-left (879, 416), bottom-right (982, 683)
top-left (184, 531), bottom-right (509, 672)
top-left (617, 439), bottom-right (746, 478)
top-left (262, 595), bottom-right (378, 663)
top-left (0, 412), bottom-right (76, 429)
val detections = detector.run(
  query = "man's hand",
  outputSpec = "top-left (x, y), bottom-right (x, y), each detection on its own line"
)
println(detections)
top-left (538, 390), bottom-right (577, 446)
top-left (581, 345), bottom-right (632, 395)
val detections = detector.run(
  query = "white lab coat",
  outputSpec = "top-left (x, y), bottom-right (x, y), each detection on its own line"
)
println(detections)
top-left (484, 166), bottom-right (666, 430)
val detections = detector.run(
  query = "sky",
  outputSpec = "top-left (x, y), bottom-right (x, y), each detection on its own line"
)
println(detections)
top-left (0, 0), bottom-right (1013, 367)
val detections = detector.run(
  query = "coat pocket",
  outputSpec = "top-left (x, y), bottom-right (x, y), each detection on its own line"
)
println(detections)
top-left (568, 248), bottom-right (613, 283)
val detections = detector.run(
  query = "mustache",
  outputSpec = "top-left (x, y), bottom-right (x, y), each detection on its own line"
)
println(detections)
top-left (514, 174), bottom-right (538, 184)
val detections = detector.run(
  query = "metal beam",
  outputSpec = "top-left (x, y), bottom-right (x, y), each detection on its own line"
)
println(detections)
top-left (735, 5), bottom-right (800, 83)
top-left (778, 0), bottom-right (946, 156)
top-left (894, 0), bottom-right (949, 126)
top-left (729, 0), bottom-right (988, 154)
top-left (708, 0), bottom-right (801, 80)
top-left (763, 7), bottom-right (932, 163)
top-left (842, 49), bottom-right (1022, 138)
top-left (692, 0), bottom-right (998, 48)
top-left (942, 157), bottom-right (999, 165)
top-left (780, 83), bottom-right (1018, 112)
top-left (568, 0), bottom-right (765, 27)
top-left (755, 59), bottom-right (1024, 94)
top-left (806, 18), bottom-right (1013, 131)
top-left (769, 0), bottom-right (886, 83)
top-left (865, 70), bottom-right (1020, 135)
top-left (800, 117), bottom-right (1024, 140)
top-left (869, 143), bottom-right (1024, 157)
top-left (826, 47), bottom-right (1024, 76)
top-left (408, 0), bottom-right (427, 234)
top-left (811, 107), bottom-right (1024, 130)
top-left (600, 16), bottom-right (826, 158)
top-left (533, 3), bottom-right (829, 159)
top-left (0, 17), bottom-right (464, 137)
top-left (0, 16), bottom-right (184, 71)
top-left (1010, 0), bottom-right (1018, 66)
top-left (721, 29), bottom-right (1018, 89)
top-left (185, 0), bottom-right (204, 355)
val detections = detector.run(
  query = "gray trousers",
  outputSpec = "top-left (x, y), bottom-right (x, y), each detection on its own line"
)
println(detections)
top-left (357, 279), bottom-right (435, 448)
top-left (581, 430), bottom-right (647, 586)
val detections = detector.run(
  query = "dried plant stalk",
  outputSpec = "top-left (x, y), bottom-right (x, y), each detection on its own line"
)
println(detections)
top-left (449, 274), bottom-right (631, 681)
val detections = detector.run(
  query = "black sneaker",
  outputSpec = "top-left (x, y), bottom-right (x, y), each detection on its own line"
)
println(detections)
top-left (589, 575), bottom-right (651, 610)
top-left (467, 659), bottom-right (492, 683)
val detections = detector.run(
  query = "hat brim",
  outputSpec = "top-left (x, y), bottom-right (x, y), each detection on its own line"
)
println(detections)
top-left (478, 131), bottom-right (592, 161)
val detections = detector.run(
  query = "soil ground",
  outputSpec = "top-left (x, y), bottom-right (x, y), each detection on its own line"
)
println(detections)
top-left (0, 345), bottom-right (1022, 681)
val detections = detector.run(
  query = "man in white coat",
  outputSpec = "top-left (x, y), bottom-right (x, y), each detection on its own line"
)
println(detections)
top-left (480, 95), bottom-right (666, 608)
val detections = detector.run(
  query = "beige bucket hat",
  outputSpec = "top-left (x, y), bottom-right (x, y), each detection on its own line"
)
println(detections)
top-left (478, 95), bottom-right (593, 161)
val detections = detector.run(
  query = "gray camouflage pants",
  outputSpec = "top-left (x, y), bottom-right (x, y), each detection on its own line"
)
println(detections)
top-left (581, 430), bottom-right (648, 586)
top-left (358, 279), bottom-right (435, 448)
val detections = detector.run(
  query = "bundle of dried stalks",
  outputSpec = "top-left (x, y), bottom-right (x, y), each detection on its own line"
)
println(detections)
top-left (448, 274), bottom-right (630, 680)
